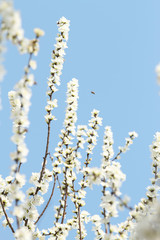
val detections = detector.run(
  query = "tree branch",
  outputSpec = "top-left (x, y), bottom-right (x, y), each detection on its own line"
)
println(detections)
top-left (0, 197), bottom-right (15, 233)
top-left (35, 121), bottom-right (51, 195)
top-left (61, 185), bottom-right (68, 224)
top-left (34, 174), bottom-right (57, 225)
top-left (78, 206), bottom-right (82, 240)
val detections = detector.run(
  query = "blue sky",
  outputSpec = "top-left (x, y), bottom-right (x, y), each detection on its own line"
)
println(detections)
top-left (1, 0), bottom-right (160, 239)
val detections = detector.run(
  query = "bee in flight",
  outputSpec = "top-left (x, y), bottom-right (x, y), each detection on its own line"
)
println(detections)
top-left (91, 91), bottom-right (95, 95)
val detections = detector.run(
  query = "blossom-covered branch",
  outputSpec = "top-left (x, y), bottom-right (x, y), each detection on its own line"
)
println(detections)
top-left (1, 2), bottom-right (160, 240)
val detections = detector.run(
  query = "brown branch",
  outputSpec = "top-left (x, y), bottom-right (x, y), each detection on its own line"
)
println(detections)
top-left (15, 199), bottom-right (20, 229)
top-left (154, 164), bottom-right (158, 180)
top-left (24, 122), bottom-right (51, 226)
top-left (102, 185), bottom-right (108, 234)
top-left (55, 143), bottom-right (69, 224)
top-left (57, 176), bottom-right (62, 195)
top-left (71, 180), bottom-right (83, 239)
top-left (54, 179), bottom-right (65, 224)
top-left (35, 121), bottom-right (51, 195)
top-left (111, 150), bottom-right (122, 161)
top-left (55, 176), bottom-right (67, 224)
top-left (0, 197), bottom-right (15, 233)
top-left (78, 206), bottom-right (82, 240)
top-left (17, 162), bottom-right (22, 173)
top-left (16, 215), bottom-right (20, 229)
top-left (61, 185), bottom-right (68, 224)
top-left (25, 52), bottom-right (33, 76)
top-left (113, 192), bottom-right (133, 211)
top-left (107, 222), bottom-right (111, 234)
top-left (34, 175), bottom-right (57, 225)
top-left (82, 153), bottom-right (90, 183)
top-left (55, 202), bottom-right (63, 223)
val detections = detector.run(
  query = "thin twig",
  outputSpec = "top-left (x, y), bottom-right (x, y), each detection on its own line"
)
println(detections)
top-left (35, 121), bottom-right (51, 195)
top-left (102, 185), bottom-right (108, 234)
top-left (61, 185), bottom-right (68, 224)
top-left (111, 150), bottom-right (122, 161)
top-left (71, 180), bottom-right (83, 239)
top-left (24, 122), bottom-right (51, 226)
top-left (82, 153), bottom-right (90, 184)
top-left (0, 197), bottom-right (15, 233)
top-left (78, 206), bottom-right (82, 240)
top-left (17, 162), bottom-right (22, 173)
top-left (55, 143), bottom-right (69, 224)
top-left (15, 199), bottom-right (20, 229)
top-left (154, 165), bottom-right (158, 180)
top-left (57, 176), bottom-right (62, 195)
top-left (111, 191), bottom-right (133, 211)
top-left (107, 222), bottom-right (111, 234)
top-left (34, 175), bottom-right (57, 225)
top-left (25, 119), bottom-right (51, 226)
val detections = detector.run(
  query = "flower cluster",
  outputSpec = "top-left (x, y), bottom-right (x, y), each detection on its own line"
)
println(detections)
top-left (92, 214), bottom-right (106, 239)
top-left (118, 131), bottom-right (138, 155)
top-left (115, 132), bottom-right (160, 239)
top-left (45, 16), bottom-right (70, 124)
top-left (64, 78), bottom-right (79, 135)
top-left (8, 75), bottom-right (34, 172)
top-left (0, 0), bottom-right (44, 110)
top-left (0, 0), bottom-right (25, 51)
top-left (79, 127), bottom-right (138, 239)
top-left (8, 26), bottom-right (44, 174)
top-left (101, 126), bottom-right (114, 164)
top-left (76, 125), bottom-right (88, 149)
top-left (131, 201), bottom-right (160, 240)
top-left (52, 78), bottom-right (80, 230)
top-left (99, 128), bottom-right (128, 238)
top-left (0, 0), bottom-right (24, 109)
top-left (86, 109), bottom-right (102, 155)
top-left (0, 0), bottom-right (44, 54)
top-left (150, 132), bottom-right (160, 176)
top-left (52, 78), bottom-right (79, 178)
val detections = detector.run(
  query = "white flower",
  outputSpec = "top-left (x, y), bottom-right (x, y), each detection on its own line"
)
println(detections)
top-left (13, 191), bottom-right (25, 202)
top-left (30, 172), bottom-right (40, 185)
top-left (45, 113), bottom-right (56, 123)
top-left (34, 28), bottom-right (45, 37)
top-left (13, 206), bottom-right (24, 218)
top-left (84, 167), bottom-right (102, 188)
top-left (29, 60), bottom-right (37, 70)
top-left (45, 99), bottom-right (58, 112)
top-left (129, 131), bottom-right (138, 139)
top-left (14, 226), bottom-right (32, 240)
top-left (146, 185), bottom-right (158, 198)
top-left (5, 175), bottom-right (14, 183)
top-left (15, 173), bottom-right (26, 187)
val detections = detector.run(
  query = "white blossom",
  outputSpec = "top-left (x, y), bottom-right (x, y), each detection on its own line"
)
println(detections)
top-left (14, 226), bottom-right (32, 240)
